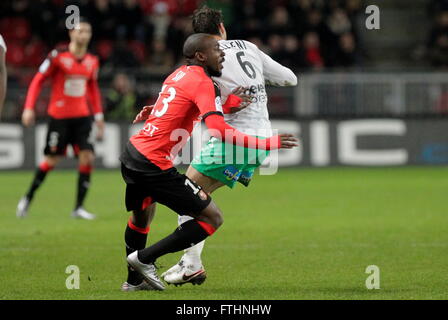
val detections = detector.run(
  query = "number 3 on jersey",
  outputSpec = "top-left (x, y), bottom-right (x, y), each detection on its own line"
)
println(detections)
top-left (152, 85), bottom-right (177, 117)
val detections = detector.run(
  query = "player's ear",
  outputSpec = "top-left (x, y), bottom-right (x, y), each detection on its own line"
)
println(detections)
top-left (196, 52), bottom-right (206, 62)
top-left (219, 23), bottom-right (227, 40)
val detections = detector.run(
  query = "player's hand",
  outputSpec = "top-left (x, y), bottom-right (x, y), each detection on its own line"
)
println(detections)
top-left (22, 109), bottom-right (35, 127)
top-left (133, 105), bottom-right (154, 124)
top-left (95, 119), bottom-right (105, 141)
top-left (228, 86), bottom-right (252, 113)
top-left (278, 134), bottom-right (299, 149)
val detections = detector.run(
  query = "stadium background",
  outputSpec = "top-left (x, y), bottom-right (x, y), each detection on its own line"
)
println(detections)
top-left (1, 0), bottom-right (448, 300)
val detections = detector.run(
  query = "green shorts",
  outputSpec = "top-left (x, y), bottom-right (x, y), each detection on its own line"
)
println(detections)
top-left (191, 137), bottom-right (270, 188)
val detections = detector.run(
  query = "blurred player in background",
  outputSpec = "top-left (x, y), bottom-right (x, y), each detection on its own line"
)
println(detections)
top-left (161, 6), bottom-right (298, 286)
top-left (0, 33), bottom-right (6, 119)
top-left (16, 18), bottom-right (104, 220)
top-left (121, 33), bottom-right (297, 291)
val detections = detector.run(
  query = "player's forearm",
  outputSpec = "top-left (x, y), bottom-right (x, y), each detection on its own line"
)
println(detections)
top-left (204, 114), bottom-right (280, 150)
top-left (222, 94), bottom-right (242, 114)
top-left (265, 67), bottom-right (297, 87)
top-left (24, 73), bottom-right (46, 110)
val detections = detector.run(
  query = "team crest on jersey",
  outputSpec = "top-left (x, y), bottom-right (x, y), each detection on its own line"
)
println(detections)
top-left (215, 96), bottom-right (223, 113)
top-left (60, 56), bottom-right (74, 69)
top-left (82, 57), bottom-right (95, 71)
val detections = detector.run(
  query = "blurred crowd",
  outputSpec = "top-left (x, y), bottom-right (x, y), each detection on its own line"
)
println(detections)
top-left (0, 0), bottom-right (366, 74)
top-left (427, 0), bottom-right (448, 67)
top-left (0, 0), bottom-right (367, 120)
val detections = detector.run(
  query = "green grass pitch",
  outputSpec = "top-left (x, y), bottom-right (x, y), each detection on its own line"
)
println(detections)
top-left (0, 167), bottom-right (447, 300)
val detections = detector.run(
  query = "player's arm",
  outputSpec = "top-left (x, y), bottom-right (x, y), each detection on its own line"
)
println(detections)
top-left (255, 43), bottom-right (298, 87)
top-left (221, 87), bottom-right (252, 114)
top-left (195, 80), bottom-right (297, 150)
top-left (0, 36), bottom-right (6, 120)
top-left (22, 50), bottom-right (58, 127)
top-left (87, 60), bottom-right (105, 140)
top-left (204, 113), bottom-right (297, 150)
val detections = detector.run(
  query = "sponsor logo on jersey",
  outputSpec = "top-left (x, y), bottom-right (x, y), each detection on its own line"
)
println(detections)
top-left (223, 166), bottom-right (241, 181)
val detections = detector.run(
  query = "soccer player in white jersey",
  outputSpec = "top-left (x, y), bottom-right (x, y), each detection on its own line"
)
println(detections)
top-left (159, 6), bottom-right (298, 286)
top-left (0, 34), bottom-right (7, 119)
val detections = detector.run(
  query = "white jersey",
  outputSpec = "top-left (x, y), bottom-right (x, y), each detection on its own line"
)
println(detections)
top-left (0, 34), bottom-right (6, 52)
top-left (213, 39), bottom-right (297, 137)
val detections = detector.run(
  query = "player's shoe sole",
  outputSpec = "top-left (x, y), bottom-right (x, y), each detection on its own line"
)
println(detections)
top-left (173, 270), bottom-right (207, 287)
top-left (127, 251), bottom-right (165, 291)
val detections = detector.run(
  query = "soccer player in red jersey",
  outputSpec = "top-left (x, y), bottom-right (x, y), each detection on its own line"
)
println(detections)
top-left (16, 18), bottom-right (104, 220)
top-left (121, 33), bottom-right (298, 291)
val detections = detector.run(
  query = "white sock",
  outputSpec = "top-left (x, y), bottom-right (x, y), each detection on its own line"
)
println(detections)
top-left (178, 215), bottom-right (205, 269)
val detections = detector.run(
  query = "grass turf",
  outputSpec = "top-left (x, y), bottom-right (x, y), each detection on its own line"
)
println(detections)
top-left (0, 167), bottom-right (447, 300)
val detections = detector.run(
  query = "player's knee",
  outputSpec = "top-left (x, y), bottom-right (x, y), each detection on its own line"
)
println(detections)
top-left (209, 207), bottom-right (224, 230)
top-left (79, 151), bottom-right (94, 165)
top-left (45, 156), bottom-right (60, 167)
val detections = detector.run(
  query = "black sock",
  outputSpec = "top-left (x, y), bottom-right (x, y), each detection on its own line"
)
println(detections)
top-left (125, 223), bottom-right (148, 285)
top-left (137, 220), bottom-right (211, 264)
top-left (26, 168), bottom-right (50, 200)
top-left (75, 173), bottom-right (90, 209)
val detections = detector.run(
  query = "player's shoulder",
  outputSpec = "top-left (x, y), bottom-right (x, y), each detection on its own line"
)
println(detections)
top-left (167, 65), bottom-right (214, 89)
top-left (85, 52), bottom-right (100, 63)
top-left (219, 39), bottom-right (259, 51)
top-left (47, 46), bottom-right (68, 60)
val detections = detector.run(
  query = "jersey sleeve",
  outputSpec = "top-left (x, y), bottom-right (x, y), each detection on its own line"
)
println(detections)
top-left (254, 44), bottom-right (298, 87)
top-left (87, 57), bottom-right (103, 118)
top-left (192, 79), bottom-right (224, 119)
top-left (24, 50), bottom-right (59, 110)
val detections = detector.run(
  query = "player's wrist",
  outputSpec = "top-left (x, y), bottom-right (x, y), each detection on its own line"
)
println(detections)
top-left (94, 113), bottom-right (104, 121)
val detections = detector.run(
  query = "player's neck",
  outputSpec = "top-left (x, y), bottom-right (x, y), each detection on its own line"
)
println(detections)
top-left (212, 35), bottom-right (223, 41)
top-left (69, 42), bottom-right (87, 59)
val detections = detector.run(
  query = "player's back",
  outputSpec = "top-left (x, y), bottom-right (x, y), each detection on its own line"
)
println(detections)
top-left (215, 39), bottom-right (297, 137)
top-left (130, 65), bottom-right (216, 170)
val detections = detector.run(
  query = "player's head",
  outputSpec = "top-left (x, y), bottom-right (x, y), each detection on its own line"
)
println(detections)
top-left (183, 33), bottom-right (225, 77)
top-left (192, 6), bottom-right (227, 40)
top-left (69, 17), bottom-right (92, 47)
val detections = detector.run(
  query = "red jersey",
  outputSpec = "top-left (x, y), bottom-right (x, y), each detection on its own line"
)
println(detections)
top-left (24, 48), bottom-right (103, 119)
top-left (130, 65), bottom-right (223, 170)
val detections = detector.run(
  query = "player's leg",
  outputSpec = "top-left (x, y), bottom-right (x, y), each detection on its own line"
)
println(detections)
top-left (71, 117), bottom-right (96, 220)
top-left (122, 199), bottom-right (157, 291)
top-left (128, 199), bottom-right (223, 290)
top-left (162, 165), bottom-right (224, 285)
top-left (17, 118), bottom-right (66, 218)
top-left (126, 171), bottom-right (222, 290)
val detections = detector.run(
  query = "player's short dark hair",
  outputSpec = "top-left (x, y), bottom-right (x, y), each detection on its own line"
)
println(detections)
top-left (192, 6), bottom-right (223, 35)
top-left (78, 16), bottom-right (90, 25)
